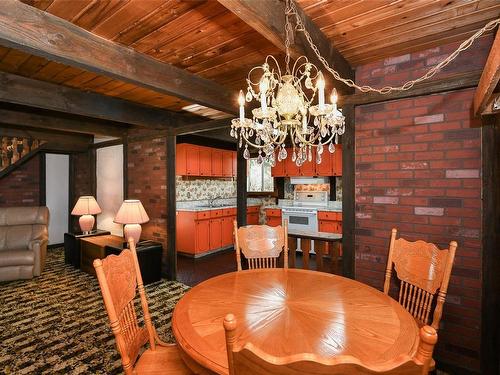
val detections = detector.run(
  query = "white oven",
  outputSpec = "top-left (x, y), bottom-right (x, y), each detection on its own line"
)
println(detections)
top-left (281, 191), bottom-right (328, 232)
top-left (282, 207), bottom-right (318, 232)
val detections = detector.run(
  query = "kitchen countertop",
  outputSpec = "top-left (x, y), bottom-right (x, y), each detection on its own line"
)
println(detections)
top-left (287, 229), bottom-right (342, 241)
top-left (177, 204), bottom-right (260, 212)
top-left (263, 205), bottom-right (342, 213)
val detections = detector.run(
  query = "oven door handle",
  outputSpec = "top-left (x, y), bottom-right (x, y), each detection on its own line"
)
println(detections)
top-left (283, 212), bottom-right (317, 216)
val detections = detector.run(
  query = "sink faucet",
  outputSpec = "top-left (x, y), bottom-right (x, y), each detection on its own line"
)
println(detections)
top-left (209, 195), bottom-right (223, 207)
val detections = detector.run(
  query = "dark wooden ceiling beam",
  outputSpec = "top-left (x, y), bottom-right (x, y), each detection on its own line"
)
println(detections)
top-left (0, 108), bottom-right (126, 137)
top-left (342, 70), bottom-right (482, 106)
top-left (0, 0), bottom-right (236, 114)
top-left (217, 0), bottom-right (353, 94)
top-left (0, 71), bottom-right (198, 129)
top-left (474, 30), bottom-right (500, 116)
top-left (173, 118), bottom-right (231, 136)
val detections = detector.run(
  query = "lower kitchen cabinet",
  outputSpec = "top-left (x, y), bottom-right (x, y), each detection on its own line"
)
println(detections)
top-left (318, 211), bottom-right (342, 234)
top-left (265, 208), bottom-right (282, 227)
top-left (177, 205), bottom-right (260, 256)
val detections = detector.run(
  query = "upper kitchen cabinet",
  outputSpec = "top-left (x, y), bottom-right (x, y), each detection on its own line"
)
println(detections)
top-left (176, 144), bottom-right (237, 178)
top-left (271, 146), bottom-right (342, 177)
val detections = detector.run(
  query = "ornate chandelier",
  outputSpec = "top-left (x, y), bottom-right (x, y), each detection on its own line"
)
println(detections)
top-left (230, 1), bottom-right (344, 167)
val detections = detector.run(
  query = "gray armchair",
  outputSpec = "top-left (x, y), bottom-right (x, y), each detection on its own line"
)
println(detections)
top-left (0, 206), bottom-right (49, 281)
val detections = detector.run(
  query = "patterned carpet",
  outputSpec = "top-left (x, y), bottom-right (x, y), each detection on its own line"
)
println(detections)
top-left (0, 248), bottom-right (189, 374)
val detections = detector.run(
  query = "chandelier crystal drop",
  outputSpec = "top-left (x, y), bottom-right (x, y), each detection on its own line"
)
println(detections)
top-left (230, 1), bottom-right (345, 166)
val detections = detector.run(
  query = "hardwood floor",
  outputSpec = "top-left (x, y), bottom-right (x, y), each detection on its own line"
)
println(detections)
top-left (176, 248), bottom-right (327, 286)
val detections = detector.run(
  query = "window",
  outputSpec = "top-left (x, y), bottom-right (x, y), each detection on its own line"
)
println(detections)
top-left (247, 158), bottom-right (274, 192)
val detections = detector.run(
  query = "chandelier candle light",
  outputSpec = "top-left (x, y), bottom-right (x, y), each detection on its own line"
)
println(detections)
top-left (230, 1), bottom-right (345, 167)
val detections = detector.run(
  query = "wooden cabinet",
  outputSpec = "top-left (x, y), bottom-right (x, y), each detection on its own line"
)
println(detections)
top-left (271, 159), bottom-right (286, 177)
top-left (222, 151), bottom-right (233, 177)
top-left (317, 211), bottom-right (342, 234)
top-left (209, 218), bottom-right (222, 250)
top-left (177, 206), bottom-right (244, 256)
top-left (195, 219), bottom-right (210, 253)
top-left (177, 143), bottom-right (237, 177)
top-left (221, 216), bottom-right (234, 247)
top-left (212, 150), bottom-right (223, 176)
top-left (270, 146), bottom-right (342, 177)
top-left (246, 205), bottom-right (260, 225)
top-left (199, 146), bottom-right (212, 176)
top-left (264, 208), bottom-right (282, 227)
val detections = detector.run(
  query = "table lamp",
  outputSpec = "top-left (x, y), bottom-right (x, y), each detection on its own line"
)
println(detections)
top-left (114, 199), bottom-right (149, 246)
top-left (71, 196), bottom-right (101, 234)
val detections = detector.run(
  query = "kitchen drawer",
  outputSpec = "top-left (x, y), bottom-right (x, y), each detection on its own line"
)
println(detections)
top-left (265, 208), bottom-right (282, 217)
top-left (318, 211), bottom-right (340, 221)
top-left (210, 209), bottom-right (223, 218)
top-left (223, 208), bottom-right (236, 216)
top-left (196, 211), bottom-right (211, 220)
top-left (247, 205), bottom-right (260, 213)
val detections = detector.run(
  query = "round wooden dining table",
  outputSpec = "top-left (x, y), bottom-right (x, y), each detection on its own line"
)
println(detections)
top-left (172, 268), bottom-right (419, 375)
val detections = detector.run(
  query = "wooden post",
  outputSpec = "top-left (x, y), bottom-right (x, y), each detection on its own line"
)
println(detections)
top-left (236, 147), bottom-right (247, 227)
top-left (166, 134), bottom-right (177, 281)
top-left (481, 116), bottom-right (500, 374)
top-left (342, 103), bottom-right (355, 278)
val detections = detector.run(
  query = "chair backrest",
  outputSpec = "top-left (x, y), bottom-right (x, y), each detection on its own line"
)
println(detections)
top-left (94, 239), bottom-right (157, 375)
top-left (223, 314), bottom-right (437, 375)
top-left (233, 220), bottom-right (288, 271)
top-left (384, 228), bottom-right (457, 330)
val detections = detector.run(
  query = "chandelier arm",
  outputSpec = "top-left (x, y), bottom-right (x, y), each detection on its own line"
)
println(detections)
top-left (287, 0), bottom-right (500, 94)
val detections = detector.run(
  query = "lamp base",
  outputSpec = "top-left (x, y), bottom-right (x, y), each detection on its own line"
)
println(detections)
top-left (124, 224), bottom-right (142, 247)
top-left (79, 214), bottom-right (95, 234)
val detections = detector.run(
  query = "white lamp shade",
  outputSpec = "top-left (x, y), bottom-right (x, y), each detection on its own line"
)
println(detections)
top-left (114, 199), bottom-right (149, 225)
top-left (71, 196), bottom-right (102, 216)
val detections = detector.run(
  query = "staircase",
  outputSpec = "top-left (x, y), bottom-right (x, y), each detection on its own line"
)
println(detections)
top-left (0, 136), bottom-right (45, 175)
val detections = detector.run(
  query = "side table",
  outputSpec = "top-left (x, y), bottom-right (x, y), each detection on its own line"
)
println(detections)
top-left (80, 235), bottom-right (123, 276)
top-left (64, 230), bottom-right (110, 268)
top-left (105, 240), bottom-right (163, 285)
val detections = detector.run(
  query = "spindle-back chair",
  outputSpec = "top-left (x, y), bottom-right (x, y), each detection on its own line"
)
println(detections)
top-left (384, 228), bottom-right (457, 330)
top-left (233, 220), bottom-right (288, 271)
top-left (94, 238), bottom-right (192, 374)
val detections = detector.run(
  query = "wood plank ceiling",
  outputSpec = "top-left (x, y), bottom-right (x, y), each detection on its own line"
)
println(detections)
top-left (0, 0), bottom-right (498, 118)
top-left (297, 0), bottom-right (500, 66)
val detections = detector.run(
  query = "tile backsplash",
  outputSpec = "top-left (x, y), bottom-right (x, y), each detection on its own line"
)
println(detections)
top-left (176, 176), bottom-right (236, 201)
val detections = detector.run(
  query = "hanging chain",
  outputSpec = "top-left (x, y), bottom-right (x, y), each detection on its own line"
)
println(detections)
top-left (287, 0), bottom-right (500, 94)
top-left (284, 0), bottom-right (293, 74)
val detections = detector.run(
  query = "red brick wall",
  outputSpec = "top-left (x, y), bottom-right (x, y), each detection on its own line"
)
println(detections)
top-left (127, 136), bottom-right (168, 268)
top-left (354, 37), bottom-right (492, 372)
top-left (0, 155), bottom-right (40, 207)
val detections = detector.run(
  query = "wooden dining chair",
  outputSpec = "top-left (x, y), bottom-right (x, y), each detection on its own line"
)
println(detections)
top-left (233, 220), bottom-right (288, 271)
top-left (384, 228), bottom-right (458, 330)
top-left (93, 238), bottom-right (192, 375)
top-left (223, 314), bottom-right (437, 375)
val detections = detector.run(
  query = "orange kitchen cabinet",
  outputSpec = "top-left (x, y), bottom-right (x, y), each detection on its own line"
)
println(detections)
top-left (271, 159), bottom-right (285, 177)
top-left (319, 220), bottom-right (336, 233)
top-left (316, 149), bottom-right (333, 176)
top-left (222, 151), bottom-right (233, 177)
top-left (299, 153), bottom-right (316, 176)
top-left (212, 150), bottom-right (223, 177)
top-left (195, 219), bottom-right (210, 253)
top-left (221, 216), bottom-right (234, 247)
top-left (232, 152), bottom-right (237, 177)
top-left (284, 149), bottom-right (299, 176)
top-left (185, 145), bottom-right (200, 176)
top-left (176, 143), bottom-right (187, 175)
top-left (199, 146), bottom-right (212, 176)
top-left (209, 218), bottom-right (222, 250)
top-left (334, 145), bottom-right (342, 176)
top-left (265, 208), bottom-right (282, 227)
top-left (246, 205), bottom-right (260, 225)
